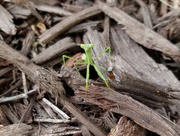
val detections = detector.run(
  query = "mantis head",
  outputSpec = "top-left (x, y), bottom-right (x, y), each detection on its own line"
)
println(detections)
top-left (80, 44), bottom-right (94, 52)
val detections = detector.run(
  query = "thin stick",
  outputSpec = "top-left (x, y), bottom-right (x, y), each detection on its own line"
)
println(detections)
top-left (34, 118), bottom-right (70, 123)
top-left (0, 87), bottom-right (38, 103)
top-left (22, 72), bottom-right (28, 98)
top-left (42, 98), bottom-right (70, 120)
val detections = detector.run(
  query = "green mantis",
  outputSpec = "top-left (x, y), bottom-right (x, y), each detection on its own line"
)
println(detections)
top-left (63, 44), bottom-right (111, 90)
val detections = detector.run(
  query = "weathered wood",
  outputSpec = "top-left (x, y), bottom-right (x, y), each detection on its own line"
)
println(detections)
top-left (97, 1), bottom-right (180, 62)
top-left (0, 5), bottom-right (16, 35)
top-left (0, 66), bottom-right (13, 77)
top-left (0, 107), bottom-right (10, 126)
top-left (59, 67), bottom-right (180, 136)
top-left (75, 86), bottom-right (179, 136)
top-left (107, 116), bottom-right (146, 136)
top-left (21, 30), bottom-right (35, 56)
top-left (35, 5), bottom-right (72, 16)
top-left (0, 40), bottom-right (106, 136)
top-left (8, 5), bottom-right (31, 19)
top-left (1, 105), bottom-right (19, 123)
top-left (66, 21), bottom-right (101, 34)
top-left (32, 37), bottom-right (76, 64)
top-left (13, 0), bottom-right (44, 22)
top-left (83, 26), bottom-right (180, 90)
top-left (135, 0), bottom-right (152, 29)
top-left (39, 6), bottom-right (101, 44)
top-left (158, 8), bottom-right (180, 22)
top-left (0, 123), bottom-right (32, 136)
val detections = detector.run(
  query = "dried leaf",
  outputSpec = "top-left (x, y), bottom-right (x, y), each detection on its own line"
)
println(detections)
top-left (65, 53), bottom-right (83, 68)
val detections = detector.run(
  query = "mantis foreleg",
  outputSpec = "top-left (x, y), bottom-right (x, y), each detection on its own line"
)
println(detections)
top-left (86, 64), bottom-right (90, 90)
top-left (63, 55), bottom-right (86, 74)
top-left (63, 44), bottom-right (111, 90)
top-left (93, 47), bottom-right (111, 62)
top-left (62, 55), bottom-right (80, 66)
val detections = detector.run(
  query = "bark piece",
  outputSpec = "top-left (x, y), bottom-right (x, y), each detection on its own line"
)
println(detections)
top-left (32, 37), bottom-right (76, 64)
top-left (39, 6), bottom-right (101, 44)
top-left (158, 8), bottom-right (180, 22)
top-left (108, 116), bottom-right (146, 136)
top-left (8, 5), bottom-right (31, 19)
top-left (0, 123), bottom-right (32, 136)
top-left (21, 30), bottom-right (35, 56)
top-left (59, 68), bottom-right (180, 136)
top-left (97, 1), bottom-right (180, 62)
top-left (0, 87), bottom-right (37, 103)
top-left (0, 40), bottom-right (106, 136)
top-left (135, 0), bottom-right (152, 29)
top-left (35, 5), bottom-right (72, 16)
top-left (75, 86), bottom-right (179, 136)
top-left (0, 107), bottom-right (10, 126)
top-left (13, 0), bottom-right (44, 22)
top-left (66, 21), bottom-right (101, 34)
top-left (0, 4), bottom-right (16, 35)
top-left (0, 66), bottom-right (13, 77)
top-left (83, 26), bottom-right (180, 90)
top-left (59, 67), bottom-right (180, 136)
top-left (1, 105), bottom-right (19, 123)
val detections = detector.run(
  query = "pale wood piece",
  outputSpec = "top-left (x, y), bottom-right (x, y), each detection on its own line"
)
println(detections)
top-left (0, 123), bottom-right (32, 136)
top-left (33, 125), bottom-right (81, 136)
top-left (160, 0), bottom-right (168, 16)
top-left (8, 5), bottom-right (31, 19)
top-left (21, 30), bottom-right (35, 56)
top-left (135, 0), bottom-right (152, 29)
top-left (97, 1), bottom-right (180, 62)
top-left (42, 98), bottom-right (70, 120)
top-left (61, 3), bottom-right (83, 12)
top-left (66, 21), bottom-right (101, 34)
top-left (0, 4), bottom-right (16, 35)
top-left (0, 87), bottom-right (37, 103)
top-left (13, 0), bottom-right (44, 22)
top-left (39, 100), bottom-right (57, 118)
top-left (34, 118), bottom-right (70, 123)
top-left (32, 37), bottom-right (76, 64)
top-left (158, 8), bottom-right (180, 22)
top-left (35, 5), bottom-right (72, 16)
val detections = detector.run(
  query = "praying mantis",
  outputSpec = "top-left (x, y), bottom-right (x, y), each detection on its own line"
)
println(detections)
top-left (63, 44), bottom-right (111, 90)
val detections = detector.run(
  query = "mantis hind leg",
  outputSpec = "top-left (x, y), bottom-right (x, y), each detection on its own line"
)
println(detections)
top-left (93, 47), bottom-right (111, 62)
top-left (74, 62), bottom-right (87, 75)
top-left (93, 64), bottom-right (109, 88)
